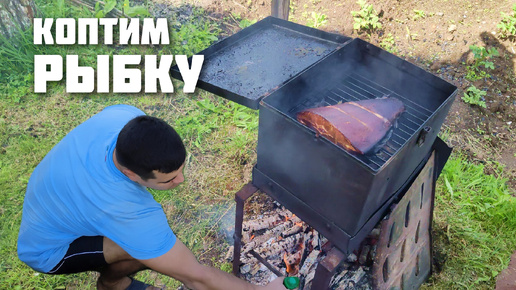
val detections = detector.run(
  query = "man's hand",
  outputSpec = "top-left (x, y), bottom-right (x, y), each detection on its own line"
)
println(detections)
top-left (260, 277), bottom-right (289, 290)
top-left (140, 239), bottom-right (287, 290)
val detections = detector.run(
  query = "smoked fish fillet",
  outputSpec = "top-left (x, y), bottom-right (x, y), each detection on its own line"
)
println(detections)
top-left (297, 97), bottom-right (405, 154)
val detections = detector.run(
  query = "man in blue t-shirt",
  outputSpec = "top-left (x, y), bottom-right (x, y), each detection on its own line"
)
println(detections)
top-left (17, 105), bottom-right (285, 290)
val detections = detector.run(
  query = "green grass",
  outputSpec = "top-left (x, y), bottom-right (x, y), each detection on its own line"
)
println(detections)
top-left (0, 96), bottom-right (121, 289)
top-left (0, 93), bottom-right (255, 289)
top-left (423, 153), bottom-right (516, 289)
top-left (0, 0), bottom-right (231, 288)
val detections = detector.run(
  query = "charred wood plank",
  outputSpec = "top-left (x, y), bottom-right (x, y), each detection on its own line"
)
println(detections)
top-left (249, 249), bottom-right (283, 277)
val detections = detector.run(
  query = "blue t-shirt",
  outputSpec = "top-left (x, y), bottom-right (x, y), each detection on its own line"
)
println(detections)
top-left (17, 105), bottom-right (176, 273)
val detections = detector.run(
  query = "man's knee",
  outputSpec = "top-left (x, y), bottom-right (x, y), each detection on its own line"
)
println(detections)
top-left (103, 237), bottom-right (133, 264)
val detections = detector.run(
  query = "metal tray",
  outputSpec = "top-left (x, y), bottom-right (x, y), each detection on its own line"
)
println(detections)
top-left (170, 16), bottom-right (351, 109)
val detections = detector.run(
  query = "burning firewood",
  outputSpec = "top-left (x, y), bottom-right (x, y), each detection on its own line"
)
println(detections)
top-left (283, 237), bottom-right (305, 276)
top-left (243, 220), bottom-right (302, 253)
top-left (244, 214), bottom-right (285, 232)
top-left (299, 250), bottom-right (320, 276)
top-left (331, 266), bottom-right (369, 289)
top-left (239, 205), bottom-right (375, 289)
top-left (303, 229), bottom-right (320, 252)
top-left (244, 213), bottom-right (301, 234)
top-left (241, 254), bottom-right (257, 266)
top-left (281, 222), bottom-right (304, 237)
top-left (283, 251), bottom-right (302, 275)
top-left (330, 269), bottom-right (348, 288)
top-left (303, 270), bottom-right (316, 288)
top-left (225, 246), bottom-right (234, 261)
top-left (255, 232), bottom-right (304, 257)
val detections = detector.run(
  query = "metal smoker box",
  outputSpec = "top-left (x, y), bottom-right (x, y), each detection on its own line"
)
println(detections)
top-left (253, 38), bottom-right (457, 253)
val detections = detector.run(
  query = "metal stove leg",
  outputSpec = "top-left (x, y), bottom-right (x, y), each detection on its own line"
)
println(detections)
top-left (311, 247), bottom-right (345, 289)
top-left (232, 183), bottom-right (259, 277)
top-left (271, 0), bottom-right (290, 20)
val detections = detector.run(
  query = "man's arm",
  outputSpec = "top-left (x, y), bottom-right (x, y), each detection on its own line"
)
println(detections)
top-left (140, 240), bottom-right (286, 290)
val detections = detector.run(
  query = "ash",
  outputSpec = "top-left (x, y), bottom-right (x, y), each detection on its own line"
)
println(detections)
top-left (230, 202), bottom-right (379, 289)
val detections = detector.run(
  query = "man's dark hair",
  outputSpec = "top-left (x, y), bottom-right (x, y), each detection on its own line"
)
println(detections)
top-left (116, 115), bottom-right (186, 180)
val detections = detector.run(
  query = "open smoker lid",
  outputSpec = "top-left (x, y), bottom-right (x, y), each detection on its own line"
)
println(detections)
top-left (170, 16), bottom-right (351, 109)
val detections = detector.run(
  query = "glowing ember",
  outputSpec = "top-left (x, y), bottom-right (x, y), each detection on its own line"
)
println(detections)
top-left (283, 252), bottom-right (292, 274)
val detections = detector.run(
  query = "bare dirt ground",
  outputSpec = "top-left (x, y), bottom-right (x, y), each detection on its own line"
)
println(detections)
top-left (158, 0), bottom-right (516, 286)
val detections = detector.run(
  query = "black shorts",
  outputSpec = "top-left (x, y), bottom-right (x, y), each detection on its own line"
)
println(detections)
top-left (47, 236), bottom-right (108, 274)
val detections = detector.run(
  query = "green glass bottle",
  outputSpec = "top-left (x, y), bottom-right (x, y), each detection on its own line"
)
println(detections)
top-left (283, 277), bottom-right (300, 289)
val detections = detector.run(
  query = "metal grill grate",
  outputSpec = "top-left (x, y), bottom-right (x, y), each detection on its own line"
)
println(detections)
top-left (288, 74), bottom-right (433, 170)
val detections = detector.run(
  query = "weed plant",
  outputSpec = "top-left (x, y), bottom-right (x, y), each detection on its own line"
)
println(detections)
top-left (175, 96), bottom-right (257, 150)
top-left (413, 10), bottom-right (426, 20)
top-left (462, 86), bottom-right (487, 108)
top-left (0, 0), bottom-right (91, 101)
top-left (1, 0), bottom-right (104, 102)
top-left (380, 33), bottom-right (396, 53)
top-left (306, 12), bottom-right (328, 28)
top-left (94, 0), bottom-right (151, 17)
top-left (94, 0), bottom-right (117, 17)
top-left (465, 45), bottom-right (499, 81)
top-left (238, 18), bottom-right (257, 29)
top-left (351, 0), bottom-right (382, 33)
top-left (497, 4), bottom-right (516, 38)
top-left (121, 0), bottom-right (151, 17)
top-left (229, 13), bottom-right (257, 29)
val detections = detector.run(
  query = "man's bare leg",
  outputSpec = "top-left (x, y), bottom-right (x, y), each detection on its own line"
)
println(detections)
top-left (97, 237), bottom-right (160, 290)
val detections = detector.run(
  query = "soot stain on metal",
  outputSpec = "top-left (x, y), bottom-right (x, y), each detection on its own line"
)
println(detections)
top-left (200, 26), bottom-right (339, 100)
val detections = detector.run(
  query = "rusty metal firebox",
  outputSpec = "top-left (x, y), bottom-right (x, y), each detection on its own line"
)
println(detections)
top-left (372, 151), bottom-right (436, 289)
top-left (232, 151), bottom-right (438, 289)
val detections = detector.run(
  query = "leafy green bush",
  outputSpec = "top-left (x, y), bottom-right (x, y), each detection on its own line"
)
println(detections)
top-left (351, 0), bottom-right (382, 33)
top-left (94, 0), bottom-right (150, 18)
top-left (122, 0), bottom-right (151, 17)
top-left (462, 86), bottom-right (487, 108)
top-left (94, 0), bottom-right (116, 17)
top-left (172, 23), bottom-right (219, 56)
top-left (238, 18), bottom-right (257, 29)
top-left (497, 4), bottom-right (516, 38)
